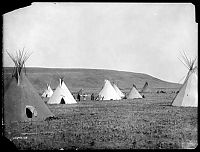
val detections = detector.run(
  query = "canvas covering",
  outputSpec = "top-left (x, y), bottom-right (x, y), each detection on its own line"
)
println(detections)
top-left (172, 69), bottom-right (198, 107)
top-left (47, 79), bottom-right (77, 104)
top-left (113, 83), bottom-right (125, 98)
top-left (98, 80), bottom-right (121, 100)
top-left (4, 72), bottom-right (54, 124)
top-left (42, 84), bottom-right (53, 97)
top-left (127, 85), bottom-right (142, 99)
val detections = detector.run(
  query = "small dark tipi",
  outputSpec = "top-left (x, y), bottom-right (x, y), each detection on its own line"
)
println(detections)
top-left (3, 50), bottom-right (54, 125)
top-left (141, 82), bottom-right (151, 93)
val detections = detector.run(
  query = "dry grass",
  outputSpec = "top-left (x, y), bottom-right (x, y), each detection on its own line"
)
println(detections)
top-left (4, 93), bottom-right (197, 150)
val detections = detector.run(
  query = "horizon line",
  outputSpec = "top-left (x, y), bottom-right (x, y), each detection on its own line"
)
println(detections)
top-left (3, 66), bottom-right (181, 84)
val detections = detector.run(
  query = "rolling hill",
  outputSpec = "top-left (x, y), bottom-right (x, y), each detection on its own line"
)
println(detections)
top-left (3, 67), bottom-right (181, 94)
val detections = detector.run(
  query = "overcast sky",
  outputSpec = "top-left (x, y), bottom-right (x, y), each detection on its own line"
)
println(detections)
top-left (3, 3), bottom-right (197, 83)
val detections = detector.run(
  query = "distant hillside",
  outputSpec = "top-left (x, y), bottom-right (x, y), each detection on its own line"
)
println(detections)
top-left (3, 67), bottom-right (181, 94)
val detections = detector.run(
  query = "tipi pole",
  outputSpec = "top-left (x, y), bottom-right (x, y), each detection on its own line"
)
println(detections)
top-left (36, 120), bottom-right (38, 149)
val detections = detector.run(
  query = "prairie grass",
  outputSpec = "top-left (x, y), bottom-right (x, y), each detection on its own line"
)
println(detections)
top-left (4, 93), bottom-right (197, 149)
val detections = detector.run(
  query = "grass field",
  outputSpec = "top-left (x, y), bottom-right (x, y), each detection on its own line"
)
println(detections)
top-left (3, 68), bottom-right (197, 149)
top-left (4, 92), bottom-right (198, 150)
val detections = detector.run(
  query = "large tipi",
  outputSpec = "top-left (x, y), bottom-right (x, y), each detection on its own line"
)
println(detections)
top-left (172, 53), bottom-right (198, 107)
top-left (47, 77), bottom-right (77, 104)
top-left (3, 50), bottom-right (54, 125)
top-left (98, 80), bottom-right (121, 100)
top-left (42, 84), bottom-right (53, 98)
top-left (141, 82), bottom-right (151, 93)
top-left (113, 83), bottom-right (125, 98)
top-left (127, 84), bottom-right (142, 99)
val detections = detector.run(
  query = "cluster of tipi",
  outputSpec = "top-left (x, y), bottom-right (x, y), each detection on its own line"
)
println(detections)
top-left (3, 50), bottom-right (198, 125)
top-left (98, 79), bottom-right (144, 100)
top-left (41, 78), bottom-right (146, 103)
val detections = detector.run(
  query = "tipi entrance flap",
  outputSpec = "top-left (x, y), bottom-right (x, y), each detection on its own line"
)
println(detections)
top-left (60, 97), bottom-right (65, 104)
top-left (25, 105), bottom-right (38, 119)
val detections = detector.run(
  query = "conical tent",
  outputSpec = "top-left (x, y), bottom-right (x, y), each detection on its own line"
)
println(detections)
top-left (113, 83), bottom-right (125, 98)
top-left (78, 89), bottom-right (83, 95)
top-left (4, 50), bottom-right (54, 125)
top-left (42, 84), bottom-right (53, 98)
top-left (98, 80), bottom-right (121, 100)
top-left (172, 53), bottom-right (198, 107)
top-left (47, 78), bottom-right (77, 104)
top-left (127, 84), bottom-right (142, 99)
top-left (141, 82), bottom-right (151, 93)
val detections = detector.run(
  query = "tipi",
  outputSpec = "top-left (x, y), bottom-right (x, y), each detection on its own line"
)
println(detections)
top-left (78, 89), bottom-right (83, 95)
top-left (98, 80), bottom-right (121, 100)
top-left (113, 83), bottom-right (125, 98)
top-left (42, 84), bottom-right (53, 98)
top-left (141, 82), bottom-right (151, 93)
top-left (127, 84), bottom-right (142, 99)
top-left (47, 77), bottom-right (77, 104)
top-left (4, 50), bottom-right (54, 125)
top-left (172, 53), bottom-right (198, 107)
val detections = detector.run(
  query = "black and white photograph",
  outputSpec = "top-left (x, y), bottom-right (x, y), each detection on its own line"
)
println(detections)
top-left (2, 2), bottom-right (198, 149)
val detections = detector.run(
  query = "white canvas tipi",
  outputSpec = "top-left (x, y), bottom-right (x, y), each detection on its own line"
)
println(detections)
top-left (99, 80), bottom-right (121, 100)
top-left (42, 84), bottom-right (53, 98)
top-left (172, 53), bottom-right (198, 107)
top-left (113, 83), bottom-right (125, 98)
top-left (127, 84), bottom-right (142, 99)
top-left (47, 78), bottom-right (77, 104)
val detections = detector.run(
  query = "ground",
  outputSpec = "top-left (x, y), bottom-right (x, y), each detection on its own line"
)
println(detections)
top-left (3, 92), bottom-right (198, 150)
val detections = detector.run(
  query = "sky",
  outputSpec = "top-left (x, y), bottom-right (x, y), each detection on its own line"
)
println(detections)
top-left (3, 2), bottom-right (198, 83)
